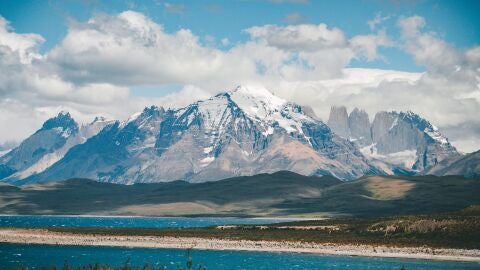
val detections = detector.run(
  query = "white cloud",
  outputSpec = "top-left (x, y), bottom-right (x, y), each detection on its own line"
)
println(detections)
top-left (242, 23), bottom-right (391, 79)
top-left (351, 30), bottom-right (392, 61)
top-left (0, 17), bottom-right (44, 63)
top-left (245, 24), bottom-right (347, 51)
top-left (0, 12), bottom-right (478, 153)
top-left (48, 11), bottom-right (256, 89)
top-left (398, 15), bottom-right (461, 74)
top-left (46, 12), bottom-right (391, 88)
top-left (367, 13), bottom-right (390, 31)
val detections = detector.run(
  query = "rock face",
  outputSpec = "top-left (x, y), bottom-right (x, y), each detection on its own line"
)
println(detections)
top-left (2, 86), bottom-right (384, 185)
top-left (327, 107), bottom-right (460, 173)
top-left (348, 108), bottom-right (372, 146)
top-left (327, 106), bottom-right (349, 138)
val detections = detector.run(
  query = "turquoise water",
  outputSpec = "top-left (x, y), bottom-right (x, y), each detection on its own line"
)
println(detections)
top-left (1, 244), bottom-right (479, 270)
top-left (0, 215), bottom-right (292, 228)
top-left (1, 216), bottom-right (478, 269)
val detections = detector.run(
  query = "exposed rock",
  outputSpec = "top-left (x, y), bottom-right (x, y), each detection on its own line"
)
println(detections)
top-left (327, 106), bottom-right (349, 138)
top-left (327, 106), bottom-right (460, 173)
top-left (348, 108), bottom-right (372, 146)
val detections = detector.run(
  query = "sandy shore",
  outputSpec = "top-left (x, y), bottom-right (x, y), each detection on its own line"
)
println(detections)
top-left (1, 228), bottom-right (479, 262)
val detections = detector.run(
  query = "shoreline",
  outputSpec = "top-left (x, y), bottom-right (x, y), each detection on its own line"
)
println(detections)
top-left (0, 214), bottom-right (311, 220)
top-left (1, 228), bottom-right (479, 263)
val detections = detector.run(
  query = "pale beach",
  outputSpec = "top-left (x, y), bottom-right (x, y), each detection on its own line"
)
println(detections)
top-left (1, 228), bottom-right (479, 263)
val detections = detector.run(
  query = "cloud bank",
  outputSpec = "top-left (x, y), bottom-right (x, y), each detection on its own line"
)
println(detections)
top-left (0, 11), bottom-right (478, 152)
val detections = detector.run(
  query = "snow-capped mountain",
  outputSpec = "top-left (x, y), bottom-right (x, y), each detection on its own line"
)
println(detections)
top-left (3, 86), bottom-right (384, 185)
top-left (0, 112), bottom-right (113, 181)
top-left (327, 106), bottom-right (460, 173)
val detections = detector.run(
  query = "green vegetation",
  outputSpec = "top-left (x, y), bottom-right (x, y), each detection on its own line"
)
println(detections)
top-left (45, 208), bottom-right (480, 249)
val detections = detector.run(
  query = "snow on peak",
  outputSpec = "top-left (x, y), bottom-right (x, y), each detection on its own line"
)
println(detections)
top-left (58, 110), bottom-right (71, 117)
top-left (124, 111), bottom-right (143, 125)
top-left (399, 111), bottom-right (450, 145)
top-left (228, 85), bottom-right (286, 116)
top-left (227, 85), bottom-right (314, 135)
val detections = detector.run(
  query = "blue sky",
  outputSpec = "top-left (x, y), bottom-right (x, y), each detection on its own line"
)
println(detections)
top-left (1, 0), bottom-right (478, 73)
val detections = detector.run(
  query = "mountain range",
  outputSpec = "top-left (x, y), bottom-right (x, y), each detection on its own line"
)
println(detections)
top-left (0, 86), bottom-right (476, 185)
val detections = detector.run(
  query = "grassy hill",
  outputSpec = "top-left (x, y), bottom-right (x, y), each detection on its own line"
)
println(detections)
top-left (0, 171), bottom-right (478, 217)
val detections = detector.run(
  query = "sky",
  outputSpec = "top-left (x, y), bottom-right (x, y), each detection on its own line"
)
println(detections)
top-left (0, 0), bottom-right (479, 152)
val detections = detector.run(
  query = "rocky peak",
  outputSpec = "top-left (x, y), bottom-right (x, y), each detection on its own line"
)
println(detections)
top-left (91, 116), bottom-right (107, 124)
top-left (348, 108), bottom-right (372, 146)
top-left (142, 105), bottom-right (165, 118)
top-left (399, 111), bottom-right (450, 146)
top-left (327, 106), bottom-right (349, 138)
top-left (371, 111), bottom-right (397, 143)
top-left (370, 110), bottom-right (459, 171)
top-left (39, 111), bottom-right (78, 136)
top-left (124, 105), bottom-right (165, 127)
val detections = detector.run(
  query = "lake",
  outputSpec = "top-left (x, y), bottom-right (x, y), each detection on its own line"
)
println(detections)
top-left (0, 215), bottom-right (294, 228)
top-left (1, 215), bottom-right (478, 269)
top-left (1, 244), bottom-right (479, 270)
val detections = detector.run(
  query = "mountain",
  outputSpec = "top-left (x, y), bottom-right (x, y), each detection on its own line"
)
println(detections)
top-left (4, 86), bottom-right (383, 185)
top-left (327, 106), bottom-right (460, 173)
top-left (0, 112), bottom-right (113, 182)
top-left (0, 171), bottom-right (478, 217)
top-left (426, 150), bottom-right (480, 177)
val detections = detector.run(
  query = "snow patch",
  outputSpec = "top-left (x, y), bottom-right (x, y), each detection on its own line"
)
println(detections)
top-left (425, 126), bottom-right (449, 145)
top-left (200, 156), bottom-right (215, 167)
top-left (122, 111), bottom-right (142, 127)
top-left (361, 144), bottom-right (417, 169)
top-left (389, 117), bottom-right (398, 130)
